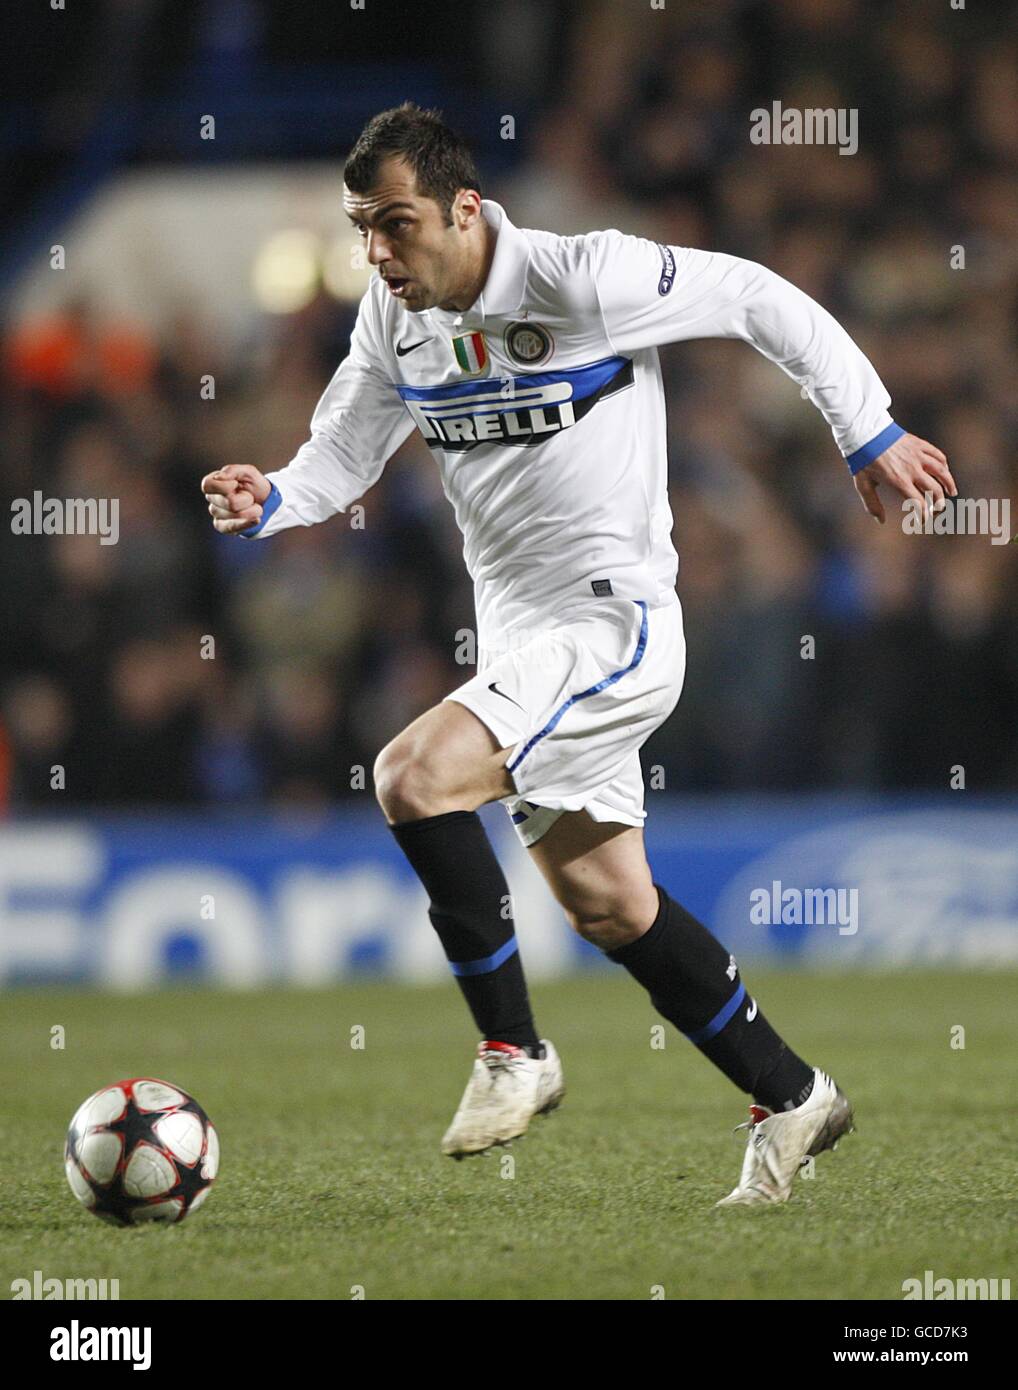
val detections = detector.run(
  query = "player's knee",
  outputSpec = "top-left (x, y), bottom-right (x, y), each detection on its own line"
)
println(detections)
top-left (373, 738), bottom-right (448, 822)
top-left (563, 895), bottom-right (655, 951)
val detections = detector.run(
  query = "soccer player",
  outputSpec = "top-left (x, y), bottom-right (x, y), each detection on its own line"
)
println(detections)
top-left (203, 103), bottom-right (956, 1205)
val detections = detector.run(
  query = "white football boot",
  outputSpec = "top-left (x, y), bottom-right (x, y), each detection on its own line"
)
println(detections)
top-left (715, 1067), bottom-right (854, 1207)
top-left (442, 1039), bottom-right (565, 1158)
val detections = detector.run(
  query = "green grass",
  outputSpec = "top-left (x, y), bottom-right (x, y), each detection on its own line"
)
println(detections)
top-left (1, 972), bottom-right (1014, 1300)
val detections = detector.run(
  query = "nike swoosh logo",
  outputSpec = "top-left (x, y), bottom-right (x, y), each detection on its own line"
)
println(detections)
top-left (395, 338), bottom-right (432, 357)
top-left (488, 681), bottom-right (524, 711)
top-left (746, 999), bottom-right (758, 1022)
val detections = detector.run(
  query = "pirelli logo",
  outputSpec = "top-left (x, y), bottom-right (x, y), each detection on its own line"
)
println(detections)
top-left (404, 380), bottom-right (575, 448)
top-left (396, 357), bottom-right (634, 453)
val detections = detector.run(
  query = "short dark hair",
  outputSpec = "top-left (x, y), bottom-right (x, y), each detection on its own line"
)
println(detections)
top-left (343, 102), bottom-right (481, 222)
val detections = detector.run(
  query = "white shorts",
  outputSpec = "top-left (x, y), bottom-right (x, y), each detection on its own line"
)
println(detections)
top-left (444, 594), bottom-right (686, 846)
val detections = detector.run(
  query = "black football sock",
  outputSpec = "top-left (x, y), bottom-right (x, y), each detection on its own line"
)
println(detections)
top-left (607, 885), bottom-right (815, 1111)
top-left (389, 810), bottom-right (541, 1054)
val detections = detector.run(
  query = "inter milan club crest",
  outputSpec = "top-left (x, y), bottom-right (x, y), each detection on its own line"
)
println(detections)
top-left (504, 320), bottom-right (553, 366)
top-left (451, 331), bottom-right (489, 375)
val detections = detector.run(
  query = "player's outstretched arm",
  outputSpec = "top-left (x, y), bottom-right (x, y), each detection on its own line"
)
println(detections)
top-left (200, 285), bottom-right (415, 542)
top-left (589, 232), bottom-right (943, 490)
top-left (853, 433), bottom-right (956, 525)
top-left (202, 464), bottom-right (271, 535)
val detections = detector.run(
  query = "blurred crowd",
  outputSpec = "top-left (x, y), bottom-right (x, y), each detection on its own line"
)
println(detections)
top-left (2, 0), bottom-right (1016, 810)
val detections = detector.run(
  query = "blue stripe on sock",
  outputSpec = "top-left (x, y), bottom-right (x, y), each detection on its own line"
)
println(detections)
top-left (684, 981), bottom-right (746, 1045)
top-left (449, 934), bottom-right (519, 977)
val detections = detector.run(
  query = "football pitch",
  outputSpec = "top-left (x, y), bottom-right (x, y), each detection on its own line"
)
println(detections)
top-left (2, 971), bottom-right (1014, 1301)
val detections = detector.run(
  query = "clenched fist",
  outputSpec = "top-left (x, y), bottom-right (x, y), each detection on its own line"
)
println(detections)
top-left (201, 464), bottom-right (272, 535)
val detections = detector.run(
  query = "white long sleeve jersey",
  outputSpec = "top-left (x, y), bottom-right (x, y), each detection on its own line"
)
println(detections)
top-left (246, 199), bottom-right (903, 649)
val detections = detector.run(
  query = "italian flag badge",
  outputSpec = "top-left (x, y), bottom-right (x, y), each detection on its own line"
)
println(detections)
top-left (452, 331), bottom-right (488, 375)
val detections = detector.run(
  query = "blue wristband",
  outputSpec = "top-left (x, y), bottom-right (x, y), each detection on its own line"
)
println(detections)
top-left (846, 422), bottom-right (906, 475)
top-left (239, 481), bottom-right (282, 537)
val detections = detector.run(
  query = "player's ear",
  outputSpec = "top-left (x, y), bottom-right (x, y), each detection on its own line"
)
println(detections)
top-left (452, 188), bottom-right (481, 230)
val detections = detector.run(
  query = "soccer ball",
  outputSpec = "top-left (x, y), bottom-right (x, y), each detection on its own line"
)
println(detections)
top-left (64, 1077), bottom-right (219, 1225)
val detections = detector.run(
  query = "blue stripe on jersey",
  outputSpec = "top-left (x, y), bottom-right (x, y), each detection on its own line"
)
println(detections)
top-left (846, 421), bottom-right (905, 475)
top-left (684, 982), bottom-right (747, 1045)
top-left (396, 355), bottom-right (629, 404)
top-left (507, 600), bottom-right (649, 775)
top-left (449, 934), bottom-right (519, 977)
